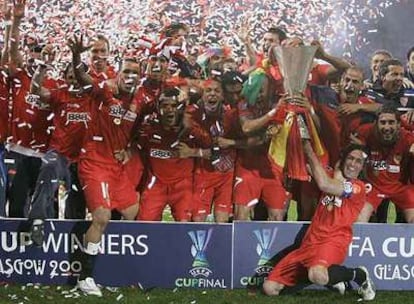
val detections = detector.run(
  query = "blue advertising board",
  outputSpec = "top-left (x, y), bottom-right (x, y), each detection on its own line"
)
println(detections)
top-left (0, 219), bottom-right (232, 288)
top-left (1, 219), bottom-right (413, 290)
top-left (232, 221), bottom-right (414, 290)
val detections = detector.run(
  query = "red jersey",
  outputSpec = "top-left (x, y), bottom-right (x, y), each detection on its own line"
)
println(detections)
top-left (308, 63), bottom-right (331, 86)
top-left (138, 119), bottom-right (211, 184)
top-left (134, 80), bottom-right (162, 120)
top-left (339, 96), bottom-right (375, 148)
top-left (313, 87), bottom-right (374, 165)
top-left (189, 104), bottom-right (241, 174)
top-left (237, 99), bottom-right (280, 178)
top-left (89, 65), bottom-right (117, 82)
top-left (80, 84), bottom-right (138, 165)
top-left (8, 70), bottom-right (55, 152)
top-left (47, 85), bottom-right (96, 162)
top-left (302, 178), bottom-right (366, 248)
top-left (357, 124), bottom-right (414, 194)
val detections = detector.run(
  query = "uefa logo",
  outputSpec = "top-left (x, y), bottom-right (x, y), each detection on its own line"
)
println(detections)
top-left (253, 228), bottom-right (278, 275)
top-left (175, 228), bottom-right (226, 288)
top-left (188, 228), bottom-right (213, 277)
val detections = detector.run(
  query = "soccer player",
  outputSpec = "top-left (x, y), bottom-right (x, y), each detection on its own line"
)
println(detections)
top-left (189, 79), bottom-right (241, 223)
top-left (68, 35), bottom-right (142, 296)
top-left (27, 43), bottom-right (98, 246)
top-left (263, 141), bottom-right (376, 301)
top-left (355, 104), bottom-right (414, 223)
top-left (7, 0), bottom-right (56, 218)
top-left (234, 71), bottom-right (289, 221)
top-left (137, 87), bottom-right (212, 222)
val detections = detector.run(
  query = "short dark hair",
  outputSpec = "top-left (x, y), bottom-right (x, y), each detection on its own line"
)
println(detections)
top-left (160, 87), bottom-right (180, 100)
top-left (266, 27), bottom-right (287, 42)
top-left (407, 46), bottom-right (414, 61)
top-left (343, 66), bottom-right (365, 80)
top-left (221, 71), bottom-right (246, 87)
top-left (376, 102), bottom-right (401, 122)
top-left (378, 59), bottom-right (403, 79)
top-left (371, 49), bottom-right (392, 59)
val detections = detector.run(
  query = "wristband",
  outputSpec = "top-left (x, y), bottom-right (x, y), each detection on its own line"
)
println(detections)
top-left (198, 149), bottom-right (203, 158)
top-left (341, 180), bottom-right (353, 198)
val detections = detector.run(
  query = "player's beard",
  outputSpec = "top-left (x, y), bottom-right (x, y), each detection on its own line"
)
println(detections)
top-left (378, 128), bottom-right (399, 146)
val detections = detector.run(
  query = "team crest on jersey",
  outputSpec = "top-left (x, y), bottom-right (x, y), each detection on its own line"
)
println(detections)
top-left (321, 195), bottom-right (343, 208)
top-left (67, 112), bottom-right (89, 122)
top-left (150, 148), bottom-right (173, 159)
top-left (352, 183), bottom-right (361, 194)
top-left (370, 159), bottom-right (387, 171)
top-left (25, 93), bottom-right (50, 110)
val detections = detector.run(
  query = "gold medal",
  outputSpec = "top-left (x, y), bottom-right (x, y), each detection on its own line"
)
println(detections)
top-left (113, 118), bottom-right (121, 125)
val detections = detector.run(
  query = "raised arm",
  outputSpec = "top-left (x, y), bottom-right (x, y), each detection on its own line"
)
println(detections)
top-left (311, 40), bottom-right (351, 79)
top-left (235, 20), bottom-right (256, 67)
top-left (67, 34), bottom-right (93, 86)
top-left (9, 0), bottom-right (25, 72)
top-left (1, 1), bottom-right (12, 67)
top-left (239, 106), bottom-right (278, 134)
top-left (303, 140), bottom-right (345, 196)
top-left (30, 45), bottom-right (55, 103)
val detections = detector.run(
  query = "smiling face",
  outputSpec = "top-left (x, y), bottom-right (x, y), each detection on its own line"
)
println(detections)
top-left (375, 112), bottom-right (400, 146)
top-left (370, 53), bottom-right (391, 81)
top-left (90, 38), bottom-right (110, 73)
top-left (342, 149), bottom-right (366, 179)
top-left (381, 65), bottom-right (404, 94)
top-left (201, 80), bottom-right (223, 113)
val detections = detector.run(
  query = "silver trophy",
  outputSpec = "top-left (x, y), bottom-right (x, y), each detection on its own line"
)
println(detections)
top-left (272, 45), bottom-right (317, 96)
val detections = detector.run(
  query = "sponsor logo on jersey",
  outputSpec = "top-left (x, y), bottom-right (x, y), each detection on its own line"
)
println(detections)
top-left (149, 148), bottom-right (173, 159)
top-left (67, 112), bottom-right (89, 122)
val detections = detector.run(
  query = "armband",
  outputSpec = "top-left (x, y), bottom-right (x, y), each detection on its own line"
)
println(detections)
top-left (341, 180), bottom-right (353, 198)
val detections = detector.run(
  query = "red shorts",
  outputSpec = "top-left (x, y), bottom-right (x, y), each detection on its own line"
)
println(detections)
top-left (233, 165), bottom-right (289, 210)
top-left (78, 158), bottom-right (138, 212)
top-left (123, 152), bottom-right (144, 189)
top-left (267, 242), bottom-right (347, 286)
top-left (366, 183), bottom-right (414, 210)
top-left (192, 170), bottom-right (234, 217)
top-left (138, 175), bottom-right (193, 221)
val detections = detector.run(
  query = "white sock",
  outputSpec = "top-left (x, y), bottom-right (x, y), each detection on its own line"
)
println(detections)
top-left (84, 241), bottom-right (101, 255)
